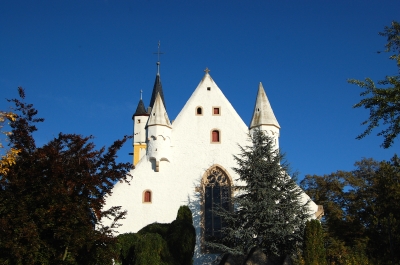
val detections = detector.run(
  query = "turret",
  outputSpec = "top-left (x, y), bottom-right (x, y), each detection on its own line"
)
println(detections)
top-left (132, 96), bottom-right (149, 165)
top-left (249, 82), bottom-right (280, 149)
top-left (146, 92), bottom-right (172, 172)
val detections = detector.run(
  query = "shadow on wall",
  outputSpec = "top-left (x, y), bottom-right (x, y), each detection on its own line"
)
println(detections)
top-left (187, 182), bottom-right (221, 265)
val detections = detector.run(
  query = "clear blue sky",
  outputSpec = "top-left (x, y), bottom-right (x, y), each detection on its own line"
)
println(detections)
top-left (1, 0), bottom-right (399, 179)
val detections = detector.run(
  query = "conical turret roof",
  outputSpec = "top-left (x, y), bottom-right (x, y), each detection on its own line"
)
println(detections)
top-left (250, 82), bottom-right (280, 129)
top-left (149, 74), bottom-right (166, 110)
top-left (132, 99), bottom-right (148, 119)
top-left (147, 92), bottom-right (171, 128)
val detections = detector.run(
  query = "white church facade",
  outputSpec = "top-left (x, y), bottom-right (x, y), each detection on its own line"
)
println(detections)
top-left (104, 66), bottom-right (321, 264)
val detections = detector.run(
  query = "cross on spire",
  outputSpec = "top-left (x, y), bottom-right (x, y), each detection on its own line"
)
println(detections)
top-left (140, 89), bottom-right (143, 100)
top-left (204, 67), bottom-right (210, 74)
top-left (153, 41), bottom-right (164, 75)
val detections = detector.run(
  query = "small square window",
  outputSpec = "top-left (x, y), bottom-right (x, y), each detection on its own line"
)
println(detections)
top-left (212, 107), bottom-right (221, 116)
top-left (207, 87), bottom-right (211, 91)
top-left (137, 119), bottom-right (141, 124)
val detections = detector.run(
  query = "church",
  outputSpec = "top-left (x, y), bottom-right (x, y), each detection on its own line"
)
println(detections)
top-left (104, 62), bottom-right (322, 264)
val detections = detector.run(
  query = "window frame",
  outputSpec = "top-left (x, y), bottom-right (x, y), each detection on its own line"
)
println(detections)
top-left (212, 106), bottom-right (221, 116)
top-left (200, 165), bottom-right (232, 253)
top-left (210, 129), bottom-right (221, 144)
top-left (195, 106), bottom-right (203, 116)
top-left (142, 190), bottom-right (152, 203)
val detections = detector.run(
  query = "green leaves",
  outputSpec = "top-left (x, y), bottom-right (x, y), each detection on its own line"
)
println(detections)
top-left (349, 21), bottom-right (400, 148)
top-left (301, 155), bottom-right (400, 264)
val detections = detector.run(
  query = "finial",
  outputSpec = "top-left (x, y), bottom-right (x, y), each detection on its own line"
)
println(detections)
top-left (140, 89), bottom-right (143, 100)
top-left (153, 41), bottom-right (164, 75)
top-left (204, 67), bottom-right (210, 74)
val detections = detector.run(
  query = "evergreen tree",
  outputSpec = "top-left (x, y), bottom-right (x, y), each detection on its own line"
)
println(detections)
top-left (0, 88), bottom-right (132, 264)
top-left (303, 220), bottom-right (326, 265)
top-left (208, 130), bottom-right (311, 260)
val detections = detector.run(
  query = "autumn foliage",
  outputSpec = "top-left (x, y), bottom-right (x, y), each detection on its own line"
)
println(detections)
top-left (0, 88), bottom-right (132, 264)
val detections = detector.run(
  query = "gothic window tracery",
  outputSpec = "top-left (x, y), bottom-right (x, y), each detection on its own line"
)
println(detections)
top-left (202, 166), bottom-right (231, 250)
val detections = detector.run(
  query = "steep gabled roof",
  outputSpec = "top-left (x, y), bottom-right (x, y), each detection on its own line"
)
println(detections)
top-left (172, 69), bottom-right (248, 133)
top-left (147, 92), bottom-right (171, 128)
top-left (249, 82), bottom-right (280, 129)
top-left (132, 99), bottom-right (149, 119)
top-left (149, 74), bottom-right (166, 110)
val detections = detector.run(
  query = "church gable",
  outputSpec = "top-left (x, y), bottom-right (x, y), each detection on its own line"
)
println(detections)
top-left (172, 71), bottom-right (249, 152)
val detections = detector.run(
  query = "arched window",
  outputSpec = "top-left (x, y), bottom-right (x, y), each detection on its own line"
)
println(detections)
top-left (211, 130), bottom-right (220, 143)
top-left (143, 190), bottom-right (152, 203)
top-left (202, 166), bottom-right (231, 252)
top-left (196, 106), bottom-right (203, 115)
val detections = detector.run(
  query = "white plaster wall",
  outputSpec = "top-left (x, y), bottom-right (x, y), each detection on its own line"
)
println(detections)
top-left (146, 125), bottom-right (172, 162)
top-left (133, 116), bottom-right (148, 143)
top-left (103, 74), bottom-right (318, 265)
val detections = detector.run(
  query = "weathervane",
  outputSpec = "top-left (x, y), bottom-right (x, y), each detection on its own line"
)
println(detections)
top-left (153, 41), bottom-right (164, 75)
top-left (140, 89), bottom-right (143, 100)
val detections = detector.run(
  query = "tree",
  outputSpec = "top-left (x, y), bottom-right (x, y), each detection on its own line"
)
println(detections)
top-left (348, 21), bottom-right (400, 148)
top-left (0, 87), bottom-right (132, 264)
top-left (0, 110), bottom-right (19, 175)
top-left (303, 220), bottom-right (326, 265)
top-left (207, 130), bottom-right (311, 261)
top-left (301, 155), bottom-right (400, 264)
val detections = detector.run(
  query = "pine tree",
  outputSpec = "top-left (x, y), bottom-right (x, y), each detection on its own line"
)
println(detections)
top-left (208, 130), bottom-right (311, 260)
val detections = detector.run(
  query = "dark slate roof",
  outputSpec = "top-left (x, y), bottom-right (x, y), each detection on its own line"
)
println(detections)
top-left (132, 99), bottom-right (148, 119)
top-left (149, 74), bottom-right (166, 110)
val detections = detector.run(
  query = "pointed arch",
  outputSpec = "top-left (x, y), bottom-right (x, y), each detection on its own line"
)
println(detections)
top-left (201, 165), bottom-right (232, 252)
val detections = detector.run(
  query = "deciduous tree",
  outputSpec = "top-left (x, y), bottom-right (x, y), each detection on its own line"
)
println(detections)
top-left (301, 155), bottom-right (400, 264)
top-left (0, 110), bottom-right (19, 175)
top-left (348, 21), bottom-right (400, 148)
top-left (0, 87), bottom-right (132, 265)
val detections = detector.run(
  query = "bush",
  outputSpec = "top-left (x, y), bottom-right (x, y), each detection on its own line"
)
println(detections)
top-left (116, 206), bottom-right (195, 265)
top-left (176, 205), bottom-right (193, 224)
top-left (138, 222), bottom-right (170, 238)
top-left (167, 219), bottom-right (196, 265)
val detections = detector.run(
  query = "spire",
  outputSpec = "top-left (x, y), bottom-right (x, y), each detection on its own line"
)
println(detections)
top-left (149, 41), bottom-right (166, 110)
top-left (153, 41), bottom-right (163, 76)
top-left (149, 74), bottom-right (166, 110)
top-left (147, 92), bottom-right (171, 128)
top-left (250, 82), bottom-right (280, 129)
top-left (132, 99), bottom-right (148, 119)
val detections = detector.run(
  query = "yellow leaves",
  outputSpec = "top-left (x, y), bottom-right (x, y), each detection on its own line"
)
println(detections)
top-left (0, 148), bottom-right (20, 175)
top-left (0, 111), bottom-right (17, 123)
top-left (1, 111), bottom-right (19, 175)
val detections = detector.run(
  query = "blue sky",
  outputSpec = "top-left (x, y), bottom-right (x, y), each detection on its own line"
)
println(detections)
top-left (1, 0), bottom-right (399, 179)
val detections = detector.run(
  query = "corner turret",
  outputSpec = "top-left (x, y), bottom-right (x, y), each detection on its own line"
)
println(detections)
top-left (249, 82), bottom-right (280, 148)
top-left (146, 92), bottom-right (172, 172)
top-left (132, 97), bottom-right (149, 165)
